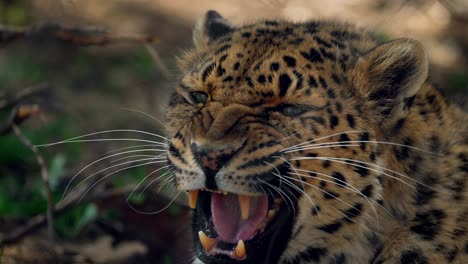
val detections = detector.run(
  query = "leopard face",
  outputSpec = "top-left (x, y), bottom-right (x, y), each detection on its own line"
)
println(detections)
top-left (165, 11), bottom-right (467, 264)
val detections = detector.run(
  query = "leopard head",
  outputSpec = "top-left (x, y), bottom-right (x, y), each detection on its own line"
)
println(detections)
top-left (165, 10), bottom-right (428, 264)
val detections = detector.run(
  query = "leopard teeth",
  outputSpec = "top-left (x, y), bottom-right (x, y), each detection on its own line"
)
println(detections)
top-left (188, 190), bottom-right (198, 209)
top-left (235, 240), bottom-right (246, 259)
top-left (198, 231), bottom-right (217, 252)
top-left (238, 195), bottom-right (251, 219)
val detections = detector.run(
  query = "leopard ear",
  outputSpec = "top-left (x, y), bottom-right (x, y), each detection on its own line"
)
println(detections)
top-left (353, 38), bottom-right (428, 116)
top-left (193, 10), bottom-right (235, 50)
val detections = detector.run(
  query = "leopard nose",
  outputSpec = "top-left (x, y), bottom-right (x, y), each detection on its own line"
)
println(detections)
top-left (191, 143), bottom-right (236, 190)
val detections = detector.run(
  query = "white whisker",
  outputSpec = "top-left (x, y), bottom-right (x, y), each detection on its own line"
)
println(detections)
top-left (258, 178), bottom-right (296, 215)
top-left (128, 165), bottom-right (171, 199)
top-left (75, 159), bottom-right (167, 203)
top-left (110, 154), bottom-right (165, 163)
top-left (277, 172), bottom-right (363, 214)
top-left (281, 130), bottom-right (365, 151)
top-left (105, 144), bottom-right (167, 155)
top-left (62, 148), bottom-right (168, 199)
top-left (290, 156), bottom-right (416, 189)
top-left (36, 138), bottom-right (167, 147)
top-left (320, 157), bottom-right (445, 193)
top-left (126, 191), bottom-right (183, 215)
top-left (287, 140), bottom-right (441, 156)
top-left (35, 129), bottom-right (169, 148)
top-left (288, 171), bottom-right (380, 220)
top-left (121, 107), bottom-right (170, 130)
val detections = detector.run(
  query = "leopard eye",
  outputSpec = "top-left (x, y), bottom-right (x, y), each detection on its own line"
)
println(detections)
top-left (280, 104), bottom-right (308, 117)
top-left (189, 91), bottom-right (208, 105)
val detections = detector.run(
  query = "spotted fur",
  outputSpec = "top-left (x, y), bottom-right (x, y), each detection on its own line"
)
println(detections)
top-left (166, 11), bottom-right (467, 264)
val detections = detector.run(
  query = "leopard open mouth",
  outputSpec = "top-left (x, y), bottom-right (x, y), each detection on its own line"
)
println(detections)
top-left (189, 177), bottom-right (298, 264)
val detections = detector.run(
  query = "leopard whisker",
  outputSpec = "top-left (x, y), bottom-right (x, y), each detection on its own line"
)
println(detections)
top-left (266, 160), bottom-right (318, 215)
top-left (274, 157), bottom-right (305, 191)
top-left (275, 165), bottom-right (384, 240)
top-left (127, 165), bottom-right (171, 199)
top-left (35, 129), bottom-right (169, 148)
top-left (36, 138), bottom-right (168, 147)
top-left (142, 171), bottom-right (174, 196)
top-left (105, 144), bottom-right (167, 155)
top-left (284, 144), bottom-right (360, 152)
top-left (287, 140), bottom-right (441, 156)
top-left (321, 157), bottom-right (446, 194)
top-left (121, 107), bottom-right (170, 130)
top-left (290, 156), bottom-right (416, 189)
top-left (292, 155), bottom-right (446, 194)
top-left (110, 153), bottom-right (166, 163)
top-left (158, 170), bottom-right (177, 193)
top-left (257, 178), bottom-right (296, 215)
top-left (287, 171), bottom-right (381, 221)
top-left (62, 148), bottom-right (168, 199)
top-left (125, 190), bottom-right (183, 215)
top-left (277, 172), bottom-right (380, 228)
top-left (75, 159), bottom-right (167, 204)
top-left (276, 172), bottom-right (319, 217)
top-left (69, 156), bottom-right (166, 198)
top-left (280, 130), bottom-right (365, 152)
top-left (277, 172), bottom-right (367, 212)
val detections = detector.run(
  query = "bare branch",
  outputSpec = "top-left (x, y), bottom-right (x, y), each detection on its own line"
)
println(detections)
top-left (0, 83), bottom-right (49, 111)
top-left (12, 124), bottom-right (55, 243)
top-left (0, 23), bottom-right (158, 47)
top-left (144, 44), bottom-right (173, 81)
top-left (0, 105), bottom-right (41, 136)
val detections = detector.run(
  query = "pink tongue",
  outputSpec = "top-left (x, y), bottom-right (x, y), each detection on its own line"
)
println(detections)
top-left (211, 193), bottom-right (268, 243)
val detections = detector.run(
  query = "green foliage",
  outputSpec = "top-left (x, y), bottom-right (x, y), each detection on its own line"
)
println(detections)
top-left (0, 1), bottom-right (29, 26)
top-left (164, 255), bottom-right (172, 264)
top-left (0, 174), bottom-right (47, 217)
top-left (0, 53), bottom-right (48, 88)
top-left (0, 118), bottom-right (81, 224)
top-left (116, 166), bottom-right (148, 205)
top-left (373, 31), bottom-right (391, 42)
top-left (102, 208), bottom-right (120, 222)
top-left (448, 70), bottom-right (468, 91)
top-left (54, 203), bottom-right (98, 239)
top-left (0, 133), bottom-right (34, 164)
top-left (167, 204), bottom-right (182, 217)
top-left (48, 153), bottom-right (67, 191)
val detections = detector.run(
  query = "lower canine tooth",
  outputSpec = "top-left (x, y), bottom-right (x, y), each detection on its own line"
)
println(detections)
top-left (238, 195), bottom-right (251, 219)
top-left (189, 190), bottom-right (198, 209)
top-left (198, 231), bottom-right (216, 252)
top-left (235, 240), bottom-right (247, 259)
top-left (267, 210), bottom-right (275, 220)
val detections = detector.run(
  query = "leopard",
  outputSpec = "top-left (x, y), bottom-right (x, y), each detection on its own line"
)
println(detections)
top-left (165, 10), bottom-right (467, 264)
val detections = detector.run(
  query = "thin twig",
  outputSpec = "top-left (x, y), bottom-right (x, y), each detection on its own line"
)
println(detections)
top-left (0, 23), bottom-right (158, 47)
top-left (0, 105), bottom-right (41, 136)
top-left (11, 124), bottom-right (55, 243)
top-left (0, 185), bottom-right (185, 246)
top-left (144, 44), bottom-right (172, 80)
top-left (0, 83), bottom-right (49, 111)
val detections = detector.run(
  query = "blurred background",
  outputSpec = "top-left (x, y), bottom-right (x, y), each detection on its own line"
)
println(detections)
top-left (0, 0), bottom-right (466, 263)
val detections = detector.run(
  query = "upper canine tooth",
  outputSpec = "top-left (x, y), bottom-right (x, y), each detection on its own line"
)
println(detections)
top-left (238, 195), bottom-right (251, 220)
top-left (189, 190), bottom-right (198, 209)
top-left (235, 240), bottom-right (247, 259)
top-left (198, 231), bottom-right (217, 252)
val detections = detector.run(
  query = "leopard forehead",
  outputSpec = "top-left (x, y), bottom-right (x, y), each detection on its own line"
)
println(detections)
top-left (180, 20), bottom-right (376, 105)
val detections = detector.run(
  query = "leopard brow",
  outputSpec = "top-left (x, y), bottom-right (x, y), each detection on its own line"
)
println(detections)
top-left (178, 83), bottom-right (192, 91)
